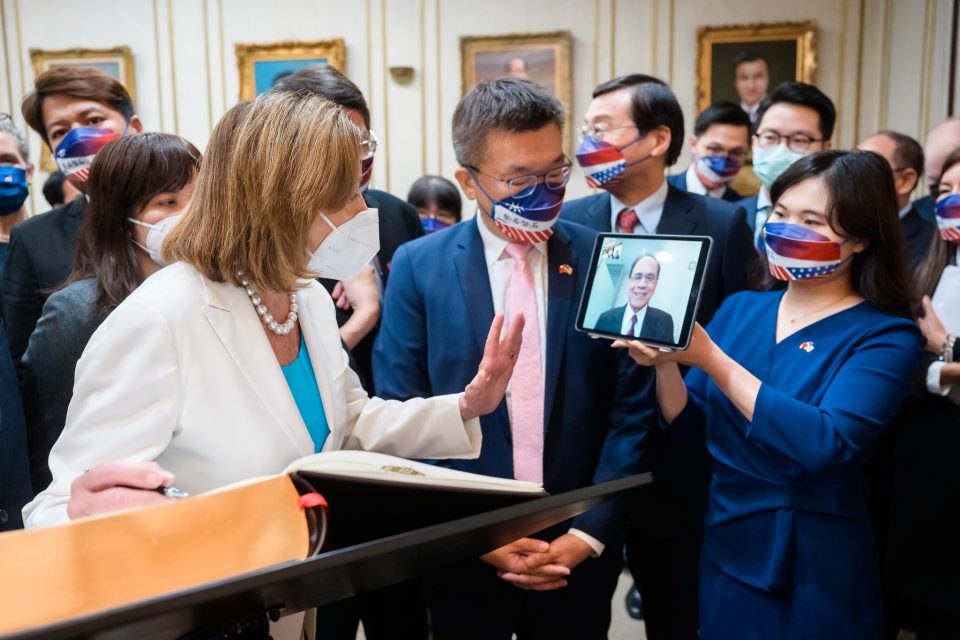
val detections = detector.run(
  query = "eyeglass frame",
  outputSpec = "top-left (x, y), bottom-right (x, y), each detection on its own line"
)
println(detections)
top-left (463, 161), bottom-right (573, 199)
top-left (360, 130), bottom-right (379, 160)
top-left (578, 122), bottom-right (641, 143)
top-left (753, 129), bottom-right (825, 153)
top-left (0, 113), bottom-right (11, 123)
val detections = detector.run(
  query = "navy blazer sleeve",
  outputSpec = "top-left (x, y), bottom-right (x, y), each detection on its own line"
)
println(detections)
top-left (720, 204), bottom-right (755, 298)
top-left (1, 230), bottom-right (43, 373)
top-left (0, 317), bottom-right (32, 531)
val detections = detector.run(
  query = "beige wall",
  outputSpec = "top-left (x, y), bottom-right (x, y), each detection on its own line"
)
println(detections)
top-left (1, 0), bottom-right (956, 217)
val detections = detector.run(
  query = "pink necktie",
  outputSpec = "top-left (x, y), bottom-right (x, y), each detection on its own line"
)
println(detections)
top-left (504, 242), bottom-right (544, 483)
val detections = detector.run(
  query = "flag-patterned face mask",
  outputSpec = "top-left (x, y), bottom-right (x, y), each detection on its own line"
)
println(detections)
top-left (575, 134), bottom-right (643, 190)
top-left (360, 156), bottom-right (374, 192)
top-left (935, 193), bottom-right (960, 243)
top-left (695, 155), bottom-right (743, 189)
top-left (763, 222), bottom-right (851, 281)
top-left (474, 177), bottom-right (566, 244)
top-left (54, 126), bottom-right (122, 189)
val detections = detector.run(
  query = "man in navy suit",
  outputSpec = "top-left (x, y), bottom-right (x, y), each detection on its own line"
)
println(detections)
top-left (0, 316), bottom-right (31, 532)
top-left (374, 78), bottom-right (655, 639)
top-left (594, 256), bottom-right (674, 344)
top-left (563, 74), bottom-right (754, 640)
top-left (736, 82), bottom-right (835, 250)
top-left (666, 101), bottom-right (751, 203)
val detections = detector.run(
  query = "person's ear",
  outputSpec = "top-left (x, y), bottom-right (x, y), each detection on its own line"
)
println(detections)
top-left (851, 237), bottom-right (869, 254)
top-left (823, 139), bottom-right (832, 150)
top-left (25, 163), bottom-right (34, 180)
top-left (689, 135), bottom-right (698, 152)
top-left (896, 168), bottom-right (919, 197)
top-left (454, 166), bottom-right (478, 201)
top-left (648, 125), bottom-right (672, 159)
top-left (128, 115), bottom-right (144, 134)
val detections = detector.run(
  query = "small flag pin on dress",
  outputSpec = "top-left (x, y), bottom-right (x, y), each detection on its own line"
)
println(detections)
top-left (799, 341), bottom-right (815, 353)
top-left (559, 264), bottom-right (574, 275)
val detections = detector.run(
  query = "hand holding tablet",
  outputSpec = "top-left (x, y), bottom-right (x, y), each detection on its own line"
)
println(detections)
top-left (575, 234), bottom-right (712, 350)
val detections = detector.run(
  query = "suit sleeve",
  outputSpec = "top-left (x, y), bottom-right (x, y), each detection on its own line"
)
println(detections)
top-left (372, 244), bottom-right (434, 400)
top-left (720, 205), bottom-right (756, 298)
top-left (747, 324), bottom-right (923, 473)
top-left (399, 199), bottom-right (425, 241)
top-left (569, 352), bottom-right (656, 546)
top-left (1, 229), bottom-right (45, 374)
top-left (22, 297), bottom-right (181, 528)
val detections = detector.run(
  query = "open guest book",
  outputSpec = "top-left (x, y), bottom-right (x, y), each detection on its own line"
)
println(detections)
top-left (0, 451), bottom-right (544, 635)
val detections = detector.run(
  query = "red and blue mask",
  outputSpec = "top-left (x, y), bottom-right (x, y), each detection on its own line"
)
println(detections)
top-left (360, 156), bottom-right (374, 192)
top-left (694, 155), bottom-right (742, 189)
top-left (473, 177), bottom-right (566, 243)
top-left (935, 193), bottom-right (960, 243)
top-left (54, 126), bottom-right (121, 188)
top-left (575, 135), bottom-right (643, 190)
top-left (763, 222), bottom-right (850, 281)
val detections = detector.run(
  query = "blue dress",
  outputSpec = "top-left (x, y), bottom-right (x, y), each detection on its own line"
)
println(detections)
top-left (672, 290), bottom-right (923, 639)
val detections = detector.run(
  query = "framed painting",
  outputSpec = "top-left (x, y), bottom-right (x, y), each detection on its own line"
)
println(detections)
top-left (29, 46), bottom-right (136, 171)
top-left (235, 39), bottom-right (346, 100)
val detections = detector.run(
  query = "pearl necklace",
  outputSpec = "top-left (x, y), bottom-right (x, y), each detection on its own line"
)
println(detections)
top-left (238, 273), bottom-right (299, 335)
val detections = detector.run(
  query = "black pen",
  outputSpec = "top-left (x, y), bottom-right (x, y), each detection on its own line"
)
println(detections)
top-left (157, 485), bottom-right (189, 499)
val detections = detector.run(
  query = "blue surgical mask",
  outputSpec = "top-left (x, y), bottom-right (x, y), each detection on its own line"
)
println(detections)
top-left (421, 218), bottom-right (451, 234)
top-left (752, 143), bottom-right (806, 190)
top-left (0, 166), bottom-right (29, 216)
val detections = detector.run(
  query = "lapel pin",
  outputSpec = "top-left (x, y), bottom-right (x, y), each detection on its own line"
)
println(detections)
top-left (799, 341), bottom-right (815, 353)
top-left (559, 264), bottom-right (574, 276)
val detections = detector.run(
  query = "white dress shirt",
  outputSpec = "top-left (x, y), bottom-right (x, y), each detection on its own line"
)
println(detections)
top-left (609, 179), bottom-right (669, 233)
top-left (898, 203), bottom-right (912, 220)
top-left (741, 100), bottom-right (762, 123)
top-left (685, 164), bottom-right (729, 199)
top-left (475, 214), bottom-right (604, 555)
top-left (620, 304), bottom-right (648, 337)
top-left (926, 248), bottom-right (960, 405)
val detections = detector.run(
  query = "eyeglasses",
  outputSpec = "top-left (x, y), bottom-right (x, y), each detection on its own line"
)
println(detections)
top-left (578, 123), bottom-right (639, 142)
top-left (465, 162), bottom-right (572, 199)
top-left (360, 130), bottom-right (379, 159)
top-left (702, 144), bottom-right (748, 162)
top-left (0, 113), bottom-right (11, 123)
top-left (754, 130), bottom-right (824, 153)
top-left (629, 273), bottom-right (657, 283)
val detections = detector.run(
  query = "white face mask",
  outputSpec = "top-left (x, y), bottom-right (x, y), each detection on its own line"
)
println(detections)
top-left (128, 214), bottom-right (183, 267)
top-left (307, 208), bottom-right (380, 280)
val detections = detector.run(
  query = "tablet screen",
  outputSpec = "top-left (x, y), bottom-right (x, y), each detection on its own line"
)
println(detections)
top-left (575, 234), bottom-right (712, 349)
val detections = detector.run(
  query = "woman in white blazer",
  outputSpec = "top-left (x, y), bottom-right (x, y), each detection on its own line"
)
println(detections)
top-left (23, 90), bottom-right (522, 529)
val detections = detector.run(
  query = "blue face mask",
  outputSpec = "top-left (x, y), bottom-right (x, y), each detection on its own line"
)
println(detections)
top-left (473, 177), bottom-right (566, 243)
top-left (0, 166), bottom-right (29, 216)
top-left (421, 218), bottom-right (451, 234)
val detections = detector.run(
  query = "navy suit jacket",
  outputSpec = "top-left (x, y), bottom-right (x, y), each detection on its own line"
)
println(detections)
top-left (561, 185), bottom-right (755, 325)
top-left (913, 194), bottom-right (935, 222)
top-left (0, 316), bottom-right (32, 531)
top-left (666, 170), bottom-right (743, 202)
top-left (595, 304), bottom-right (674, 344)
top-left (902, 203), bottom-right (936, 271)
top-left (372, 219), bottom-right (655, 546)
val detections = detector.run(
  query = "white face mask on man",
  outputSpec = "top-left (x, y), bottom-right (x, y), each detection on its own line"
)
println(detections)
top-left (307, 208), bottom-right (380, 280)
top-left (128, 214), bottom-right (183, 267)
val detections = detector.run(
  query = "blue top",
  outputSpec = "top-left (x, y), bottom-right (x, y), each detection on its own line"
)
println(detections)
top-left (281, 333), bottom-right (330, 453)
top-left (674, 290), bottom-right (923, 595)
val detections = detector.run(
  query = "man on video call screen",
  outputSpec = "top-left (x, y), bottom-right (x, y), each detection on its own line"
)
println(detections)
top-left (594, 255), bottom-right (674, 342)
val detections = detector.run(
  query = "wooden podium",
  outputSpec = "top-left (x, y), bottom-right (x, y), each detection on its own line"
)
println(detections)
top-left (1, 473), bottom-right (651, 640)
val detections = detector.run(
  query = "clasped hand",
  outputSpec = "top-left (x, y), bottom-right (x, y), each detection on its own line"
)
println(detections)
top-left (480, 534), bottom-right (594, 591)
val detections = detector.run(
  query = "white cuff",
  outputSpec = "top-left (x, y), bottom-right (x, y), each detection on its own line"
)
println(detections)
top-left (926, 360), bottom-right (952, 396)
top-left (568, 528), bottom-right (604, 557)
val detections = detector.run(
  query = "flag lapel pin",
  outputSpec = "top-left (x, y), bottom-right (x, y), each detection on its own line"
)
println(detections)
top-left (559, 264), bottom-right (574, 276)
top-left (799, 341), bottom-right (815, 353)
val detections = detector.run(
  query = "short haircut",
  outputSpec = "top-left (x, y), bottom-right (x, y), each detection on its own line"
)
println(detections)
top-left (0, 120), bottom-right (29, 163)
top-left (694, 101), bottom-right (752, 137)
top-left (164, 92), bottom-right (361, 293)
top-left (451, 77), bottom-right (565, 167)
top-left (874, 130), bottom-right (924, 177)
top-left (629, 254), bottom-right (661, 279)
top-left (21, 67), bottom-right (136, 147)
top-left (754, 82), bottom-right (836, 141)
top-left (272, 64), bottom-right (370, 129)
top-left (733, 51), bottom-right (769, 74)
top-left (70, 132), bottom-right (202, 316)
top-left (42, 171), bottom-right (66, 207)
top-left (407, 175), bottom-right (463, 221)
top-left (592, 74), bottom-right (684, 166)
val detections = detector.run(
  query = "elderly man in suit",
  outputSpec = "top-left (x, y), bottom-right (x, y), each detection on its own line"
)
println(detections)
top-left (563, 73), bottom-right (754, 640)
top-left (374, 77), bottom-right (655, 639)
top-left (595, 255), bottom-right (673, 343)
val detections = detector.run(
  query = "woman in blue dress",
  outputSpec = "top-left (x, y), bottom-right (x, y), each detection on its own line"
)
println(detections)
top-left (616, 150), bottom-right (923, 639)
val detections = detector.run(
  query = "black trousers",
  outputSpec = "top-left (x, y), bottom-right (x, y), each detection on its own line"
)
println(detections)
top-left (313, 580), bottom-right (428, 640)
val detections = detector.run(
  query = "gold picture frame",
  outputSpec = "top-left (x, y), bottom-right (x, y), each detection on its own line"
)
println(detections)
top-left (29, 46), bottom-right (136, 172)
top-left (235, 39), bottom-right (346, 101)
top-left (460, 31), bottom-right (573, 152)
top-left (696, 21), bottom-right (817, 113)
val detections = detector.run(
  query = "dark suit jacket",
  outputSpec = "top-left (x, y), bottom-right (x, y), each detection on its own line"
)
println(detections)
top-left (1, 197), bottom-right (87, 372)
top-left (902, 204), bottom-right (936, 271)
top-left (320, 188), bottom-right (424, 392)
top-left (595, 304), bottom-right (674, 343)
top-left (0, 316), bottom-right (32, 531)
top-left (561, 185), bottom-right (755, 324)
top-left (913, 194), bottom-right (935, 222)
top-left (373, 219), bottom-right (655, 548)
top-left (667, 170), bottom-right (743, 202)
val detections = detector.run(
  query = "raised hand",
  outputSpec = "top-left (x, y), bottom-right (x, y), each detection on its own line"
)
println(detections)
top-left (459, 313), bottom-right (524, 421)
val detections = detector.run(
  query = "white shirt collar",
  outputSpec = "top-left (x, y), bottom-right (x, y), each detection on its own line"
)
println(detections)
top-left (621, 303), bottom-right (648, 337)
top-left (609, 179), bottom-right (669, 234)
top-left (685, 164), bottom-right (727, 199)
top-left (898, 203), bottom-right (912, 220)
top-left (475, 210), bottom-right (548, 267)
top-left (757, 186), bottom-right (772, 211)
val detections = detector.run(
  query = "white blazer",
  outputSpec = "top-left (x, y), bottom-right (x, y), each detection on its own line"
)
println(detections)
top-left (24, 262), bottom-right (481, 528)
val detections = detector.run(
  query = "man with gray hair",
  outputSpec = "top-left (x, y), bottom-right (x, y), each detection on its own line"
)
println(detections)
top-left (0, 115), bottom-right (33, 276)
top-left (914, 118), bottom-right (960, 221)
top-left (374, 77), bottom-right (655, 638)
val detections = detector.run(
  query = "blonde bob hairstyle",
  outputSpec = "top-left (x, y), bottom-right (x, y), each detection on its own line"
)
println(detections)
top-left (164, 90), bottom-right (362, 292)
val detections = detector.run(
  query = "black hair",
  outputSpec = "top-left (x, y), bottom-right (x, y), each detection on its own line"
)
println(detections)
top-left (272, 64), bottom-right (371, 129)
top-left (755, 82), bottom-right (837, 141)
top-left (451, 77), bottom-right (564, 167)
top-left (42, 170), bottom-right (66, 207)
top-left (769, 150), bottom-right (914, 318)
top-left (592, 74), bottom-right (684, 166)
top-left (873, 130), bottom-right (925, 179)
top-left (733, 51), bottom-right (770, 75)
top-left (407, 175), bottom-right (463, 221)
top-left (694, 101), bottom-right (752, 137)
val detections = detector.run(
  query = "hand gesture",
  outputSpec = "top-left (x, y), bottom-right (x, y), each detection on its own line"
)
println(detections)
top-left (613, 323), bottom-right (716, 370)
top-left (918, 295), bottom-right (949, 354)
top-left (67, 461), bottom-right (176, 520)
top-left (459, 313), bottom-right (524, 421)
top-left (481, 537), bottom-right (570, 591)
top-left (339, 265), bottom-right (380, 314)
